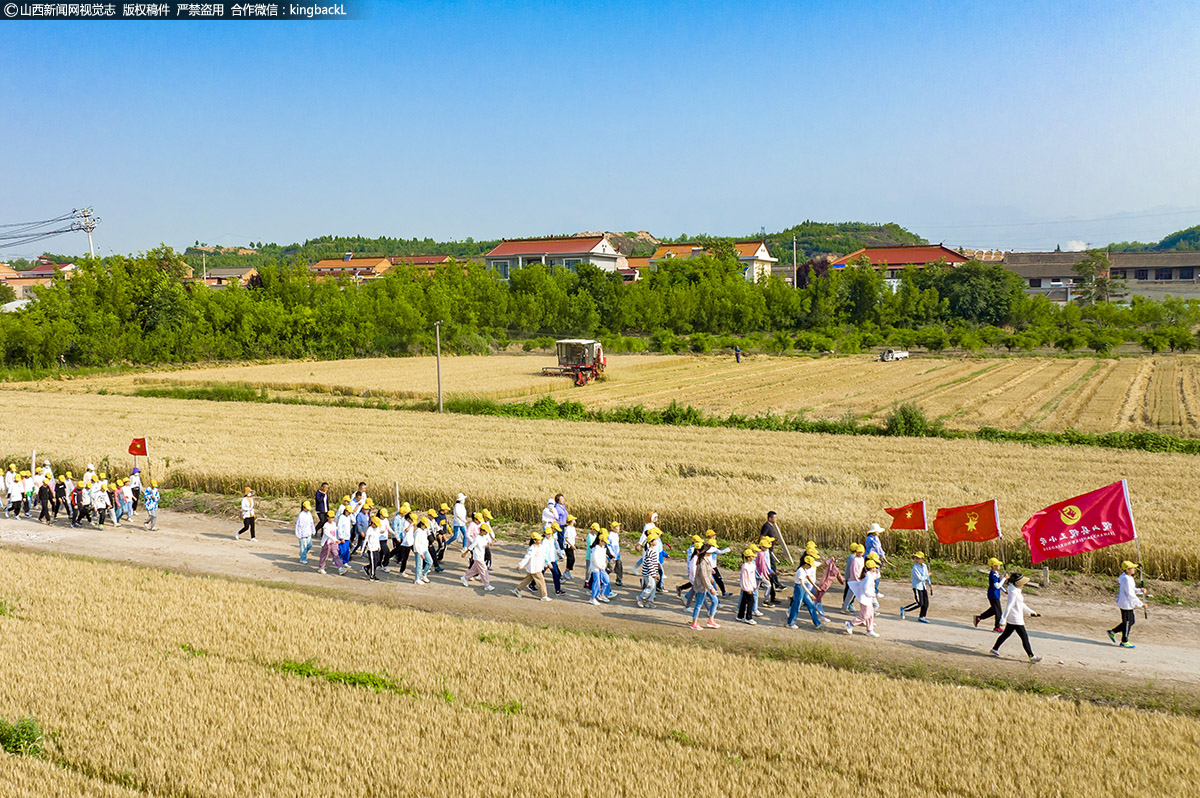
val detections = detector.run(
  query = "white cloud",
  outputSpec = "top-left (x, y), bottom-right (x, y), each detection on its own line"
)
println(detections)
top-left (1064, 240), bottom-right (1087, 251)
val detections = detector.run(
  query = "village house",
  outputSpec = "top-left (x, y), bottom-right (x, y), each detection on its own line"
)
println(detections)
top-left (830, 244), bottom-right (969, 279)
top-left (647, 240), bottom-right (778, 282)
top-left (484, 235), bottom-right (625, 279)
top-left (1004, 251), bottom-right (1200, 302)
top-left (0, 256), bottom-right (76, 298)
top-left (309, 253), bottom-right (393, 282)
top-left (202, 265), bottom-right (259, 288)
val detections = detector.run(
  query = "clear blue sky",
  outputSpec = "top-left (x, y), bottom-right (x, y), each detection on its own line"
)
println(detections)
top-left (2, 0), bottom-right (1198, 257)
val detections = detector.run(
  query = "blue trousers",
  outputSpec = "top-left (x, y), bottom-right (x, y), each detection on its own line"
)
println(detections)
top-left (691, 590), bottom-right (719, 621)
top-left (591, 570), bottom-right (610, 600)
top-left (787, 587), bottom-right (821, 626)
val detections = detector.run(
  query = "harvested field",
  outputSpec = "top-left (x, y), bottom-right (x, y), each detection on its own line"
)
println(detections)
top-left (0, 550), bottom-right (1198, 797)
top-left (0, 390), bottom-right (1195, 578)
top-left (37, 353), bottom-right (1200, 437)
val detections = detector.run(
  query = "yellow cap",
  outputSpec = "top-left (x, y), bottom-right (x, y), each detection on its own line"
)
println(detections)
top-left (482, 509), bottom-right (493, 520)
top-left (550, 522), bottom-right (562, 532)
top-left (472, 511), bottom-right (483, 521)
top-left (599, 531), bottom-right (609, 543)
top-left (480, 521), bottom-right (492, 533)
top-left (742, 548), bottom-right (756, 559)
top-left (302, 500), bottom-right (312, 510)
top-left (806, 540), bottom-right (817, 548)
top-left (610, 521), bottom-right (621, 529)
top-left (803, 555), bottom-right (816, 565)
top-left (647, 530), bottom-right (661, 541)
top-left (864, 560), bottom-right (880, 570)
top-left (566, 514), bottom-right (576, 522)
top-left (65, 471), bottom-right (72, 478)
top-left (590, 522), bottom-right (601, 531)
top-left (151, 479), bottom-right (158, 487)
top-left (380, 509), bottom-right (390, 519)
top-left (342, 495), bottom-right (351, 503)
top-left (691, 534), bottom-right (703, 545)
top-left (399, 502), bottom-right (411, 513)
top-left (913, 551), bottom-right (925, 559)
top-left (531, 532), bottom-right (543, 542)
top-left (987, 557), bottom-right (1003, 567)
top-left (1120, 560), bottom-right (1138, 571)
top-left (440, 503), bottom-right (450, 511)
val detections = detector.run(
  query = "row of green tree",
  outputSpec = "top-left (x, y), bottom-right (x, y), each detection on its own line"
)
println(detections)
top-left (2, 245), bottom-right (1199, 369)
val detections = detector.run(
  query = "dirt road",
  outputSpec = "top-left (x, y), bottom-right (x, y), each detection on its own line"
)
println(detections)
top-left (3, 508), bottom-right (1198, 696)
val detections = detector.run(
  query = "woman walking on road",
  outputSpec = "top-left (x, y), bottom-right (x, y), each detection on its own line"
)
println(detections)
top-left (990, 573), bottom-right (1042, 663)
top-left (1107, 561), bottom-right (1145, 649)
top-left (974, 558), bottom-right (1006, 633)
top-left (900, 552), bottom-right (932, 623)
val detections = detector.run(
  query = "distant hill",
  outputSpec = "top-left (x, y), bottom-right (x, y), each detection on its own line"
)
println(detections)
top-left (764, 221), bottom-right (927, 260)
top-left (1106, 224), bottom-right (1200, 253)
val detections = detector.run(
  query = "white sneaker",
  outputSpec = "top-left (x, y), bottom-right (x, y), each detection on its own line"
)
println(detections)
top-left (461, 577), bottom-right (469, 587)
top-left (484, 585), bottom-right (495, 591)
top-left (636, 598), bottom-right (645, 608)
top-left (845, 621), bottom-right (853, 635)
top-left (786, 623), bottom-right (798, 629)
top-left (317, 568), bottom-right (326, 574)
top-left (748, 619), bottom-right (758, 625)
top-left (589, 598), bottom-right (600, 606)
top-left (420, 577), bottom-right (430, 584)
top-left (382, 567), bottom-right (390, 573)
top-left (753, 611), bottom-right (764, 617)
top-left (539, 596), bottom-right (552, 602)
top-left (599, 596), bottom-right (610, 603)
top-left (511, 588), bottom-right (522, 597)
top-left (866, 631), bottom-right (880, 638)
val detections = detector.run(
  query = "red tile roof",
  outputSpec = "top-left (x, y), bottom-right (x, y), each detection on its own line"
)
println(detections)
top-left (831, 244), bottom-right (967, 268)
top-left (650, 240), bottom-right (773, 261)
top-left (486, 236), bottom-right (606, 258)
top-left (389, 255), bottom-right (452, 265)
top-left (624, 256), bottom-right (652, 270)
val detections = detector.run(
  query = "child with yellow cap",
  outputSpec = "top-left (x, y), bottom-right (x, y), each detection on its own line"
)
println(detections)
top-left (588, 531), bottom-right (611, 605)
top-left (1107, 561), bottom-right (1145, 649)
top-left (842, 544), bottom-right (864, 613)
top-left (295, 500), bottom-right (316, 564)
top-left (637, 527), bottom-right (663, 608)
top-left (688, 540), bottom-right (720, 630)
top-left (973, 558), bottom-right (1007, 633)
top-left (900, 552), bottom-right (932, 623)
top-left (845, 558), bottom-right (880, 637)
top-left (236, 487), bottom-right (256, 541)
top-left (736, 548), bottom-right (759, 624)
top-left (786, 554), bottom-right (824, 629)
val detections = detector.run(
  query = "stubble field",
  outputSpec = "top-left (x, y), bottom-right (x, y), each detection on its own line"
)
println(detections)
top-left (0, 389), bottom-right (1194, 578)
top-left (0, 550), bottom-right (1197, 798)
top-left (40, 353), bottom-right (1200, 436)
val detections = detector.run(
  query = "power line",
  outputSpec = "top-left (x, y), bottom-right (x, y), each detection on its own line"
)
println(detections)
top-left (0, 208), bottom-right (100, 253)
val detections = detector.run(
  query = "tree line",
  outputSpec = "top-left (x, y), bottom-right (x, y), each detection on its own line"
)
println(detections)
top-left (1, 245), bottom-right (1198, 370)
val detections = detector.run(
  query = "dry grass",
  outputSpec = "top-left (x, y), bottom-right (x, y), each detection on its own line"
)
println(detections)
top-left (2, 389), bottom-right (1197, 579)
top-left (0, 549), bottom-right (1198, 797)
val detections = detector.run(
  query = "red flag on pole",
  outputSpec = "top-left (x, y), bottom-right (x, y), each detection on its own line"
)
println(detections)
top-left (1021, 480), bottom-right (1136, 565)
top-left (884, 500), bottom-right (927, 530)
top-left (933, 499), bottom-right (1001, 544)
top-left (128, 438), bottom-right (148, 457)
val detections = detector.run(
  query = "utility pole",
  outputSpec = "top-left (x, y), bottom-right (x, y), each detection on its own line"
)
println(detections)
top-left (73, 208), bottom-right (99, 256)
top-left (434, 320), bottom-right (443, 413)
top-left (792, 235), bottom-right (797, 287)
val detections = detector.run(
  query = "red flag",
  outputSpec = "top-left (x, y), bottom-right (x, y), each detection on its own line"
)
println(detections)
top-left (884, 500), bottom-right (927, 530)
top-left (128, 438), bottom-right (148, 457)
top-left (933, 499), bottom-right (1000, 544)
top-left (1021, 480), bottom-right (1136, 565)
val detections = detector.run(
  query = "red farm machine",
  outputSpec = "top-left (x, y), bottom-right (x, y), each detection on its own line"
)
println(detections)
top-left (542, 339), bottom-right (607, 386)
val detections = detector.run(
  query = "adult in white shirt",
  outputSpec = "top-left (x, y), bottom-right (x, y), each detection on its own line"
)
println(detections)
top-left (295, 501), bottom-right (316, 564)
top-left (236, 488), bottom-right (256, 541)
top-left (541, 499), bottom-right (557, 527)
top-left (451, 493), bottom-right (468, 549)
top-left (1108, 561), bottom-right (1145, 648)
top-left (128, 467), bottom-right (143, 516)
top-left (513, 532), bottom-right (550, 600)
top-left (990, 574), bottom-right (1041, 662)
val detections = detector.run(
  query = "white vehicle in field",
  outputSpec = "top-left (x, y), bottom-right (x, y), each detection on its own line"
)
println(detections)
top-left (880, 348), bottom-right (910, 362)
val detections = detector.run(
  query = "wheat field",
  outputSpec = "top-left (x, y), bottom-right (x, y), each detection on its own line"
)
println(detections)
top-left (35, 353), bottom-right (1200, 436)
top-left (0, 550), bottom-right (1196, 797)
top-left (1, 390), bottom-right (1194, 578)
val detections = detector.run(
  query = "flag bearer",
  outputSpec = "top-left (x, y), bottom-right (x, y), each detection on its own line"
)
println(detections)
top-left (1107, 561), bottom-right (1145, 649)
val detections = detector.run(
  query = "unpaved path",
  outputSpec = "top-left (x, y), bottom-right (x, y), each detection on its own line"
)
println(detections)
top-left (3, 509), bottom-right (1199, 696)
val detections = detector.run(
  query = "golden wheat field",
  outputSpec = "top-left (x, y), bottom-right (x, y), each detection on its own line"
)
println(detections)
top-left (0, 390), bottom-right (1194, 578)
top-left (37, 353), bottom-right (1200, 436)
top-left (0, 549), bottom-right (1196, 798)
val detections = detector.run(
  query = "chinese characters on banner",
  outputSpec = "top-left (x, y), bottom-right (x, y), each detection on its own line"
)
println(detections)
top-left (1021, 480), bottom-right (1136, 564)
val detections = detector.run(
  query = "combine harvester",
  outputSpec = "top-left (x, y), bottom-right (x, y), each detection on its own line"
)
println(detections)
top-left (542, 339), bottom-right (607, 386)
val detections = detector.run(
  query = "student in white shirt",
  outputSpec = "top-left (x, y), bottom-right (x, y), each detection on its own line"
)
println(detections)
top-left (362, 516), bottom-right (382, 581)
top-left (460, 522), bottom-right (494, 590)
top-left (335, 503), bottom-right (354, 574)
top-left (1107, 561), bottom-right (1145, 649)
top-left (990, 574), bottom-right (1042, 663)
top-left (412, 516), bottom-right (433, 584)
top-left (562, 515), bottom-right (578, 579)
top-left (451, 493), bottom-right (468, 549)
top-left (236, 488), bottom-right (256, 541)
top-left (513, 531), bottom-right (551, 600)
top-left (317, 504), bottom-right (340, 574)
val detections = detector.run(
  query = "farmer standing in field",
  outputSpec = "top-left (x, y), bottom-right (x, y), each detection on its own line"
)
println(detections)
top-left (1107, 561), bottom-right (1146, 649)
top-left (990, 573), bottom-right (1042, 663)
top-left (236, 487), bottom-right (256, 541)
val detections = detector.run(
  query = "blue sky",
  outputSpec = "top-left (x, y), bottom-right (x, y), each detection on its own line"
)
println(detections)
top-left (2, 0), bottom-right (1198, 256)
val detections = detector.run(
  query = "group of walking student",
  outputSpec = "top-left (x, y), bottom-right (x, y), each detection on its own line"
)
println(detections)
top-left (5, 461), bottom-right (160, 531)
top-left (1, 464), bottom-right (1148, 660)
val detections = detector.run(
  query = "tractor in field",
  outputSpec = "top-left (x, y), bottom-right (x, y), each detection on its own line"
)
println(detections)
top-left (542, 339), bottom-right (607, 386)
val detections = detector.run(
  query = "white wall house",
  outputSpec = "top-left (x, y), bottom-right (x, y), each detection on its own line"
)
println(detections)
top-left (484, 236), bottom-right (625, 279)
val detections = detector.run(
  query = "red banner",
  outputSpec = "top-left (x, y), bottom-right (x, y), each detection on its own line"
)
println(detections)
top-left (884, 500), bottom-right (927, 530)
top-left (128, 438), bottom-right (147, 456)
top-left (933, 499), bottom-right (1000, 544)
top-left (1021, 480), bottom-right (1136, 565)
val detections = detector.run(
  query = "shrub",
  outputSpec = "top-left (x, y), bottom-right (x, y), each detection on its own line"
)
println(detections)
top-left (884, 403), bottom-right (943, 437)
top-left (0, 716), bottom-right (44, 757)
